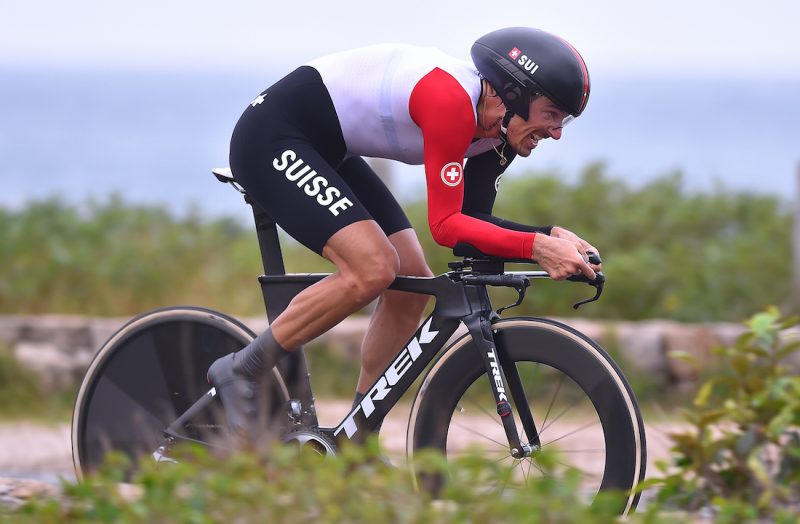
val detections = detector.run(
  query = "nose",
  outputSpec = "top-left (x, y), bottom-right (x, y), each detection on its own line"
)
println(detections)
top-left (549, 127), bottom-right (563, 140)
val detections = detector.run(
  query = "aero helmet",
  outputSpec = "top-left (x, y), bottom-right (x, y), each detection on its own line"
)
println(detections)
top-left (471, 27), bottom-right (590, 122)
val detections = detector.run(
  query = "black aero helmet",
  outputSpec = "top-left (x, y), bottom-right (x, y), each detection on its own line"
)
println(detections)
top-left (471, 27), bottom-right (590, 121)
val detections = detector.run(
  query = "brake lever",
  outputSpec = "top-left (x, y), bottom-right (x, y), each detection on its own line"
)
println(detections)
top-left (496, 278), bottom-right (531, 316)
top-left (567, 272), bottom-right (605, 309)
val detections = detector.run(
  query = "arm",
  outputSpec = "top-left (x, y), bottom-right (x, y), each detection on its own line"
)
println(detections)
top-left (461, 148), bottom-right (596, 278)
top-left (409, 69), bottom-right (536, 260)
top-left (462, 149), bottom-right (553, 235)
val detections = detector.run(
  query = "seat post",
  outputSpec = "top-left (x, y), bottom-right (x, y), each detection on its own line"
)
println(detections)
top-left (245, 195), bottom-right (317, 422)
top-left (246, 195), bottom-right (285, 278)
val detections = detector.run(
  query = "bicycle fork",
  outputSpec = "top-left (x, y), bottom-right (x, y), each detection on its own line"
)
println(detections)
top-left (462, 285), bottom-right (541, 459)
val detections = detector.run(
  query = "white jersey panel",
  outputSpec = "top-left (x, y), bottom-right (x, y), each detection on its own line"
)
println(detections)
top-left (307, 45), bottom-right (497, 165)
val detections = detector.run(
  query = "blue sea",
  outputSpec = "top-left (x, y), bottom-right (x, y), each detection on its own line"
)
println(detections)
top-left (1, 67), bottom-right (798, 222)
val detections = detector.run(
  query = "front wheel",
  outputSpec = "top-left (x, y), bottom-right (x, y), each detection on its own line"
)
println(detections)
top-left (71, 306), bottom-right (289, 478)
top-left (407, 318), bottom-right (646, 516)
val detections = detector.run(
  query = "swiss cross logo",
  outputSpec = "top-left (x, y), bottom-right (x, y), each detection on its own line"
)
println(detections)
top-left (509, 47), bottom-right (521, 60)
top-left (440, 162), bottom-right (463, 187)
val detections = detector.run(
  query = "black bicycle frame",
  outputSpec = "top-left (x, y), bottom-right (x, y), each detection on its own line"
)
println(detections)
top-left (170, 172), bottom-right (551, 455)
top-left (247, 192), bottom-right (530, 450)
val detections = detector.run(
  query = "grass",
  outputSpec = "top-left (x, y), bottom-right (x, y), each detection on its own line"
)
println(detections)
top-left (0, 343), bottom-right (76, 423)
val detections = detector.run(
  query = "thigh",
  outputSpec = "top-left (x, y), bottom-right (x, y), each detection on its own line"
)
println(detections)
top-left (231, 142), bottom-right (374, 255)
top-left (337, 157), bottom-right (412, 238)
top-left (387, 229), bottom-right (433, 277)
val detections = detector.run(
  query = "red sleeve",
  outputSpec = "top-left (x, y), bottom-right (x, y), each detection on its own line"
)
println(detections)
top-left (409, 68), bottom-right (535, 260)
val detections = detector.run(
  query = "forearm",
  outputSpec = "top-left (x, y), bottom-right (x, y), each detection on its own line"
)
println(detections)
top-left (462, 211), bottom-right (553, 235)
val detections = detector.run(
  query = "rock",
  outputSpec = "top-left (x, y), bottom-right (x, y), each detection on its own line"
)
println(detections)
top-left (0, 316), bottom-right (21, 348)
top-left (0, 477), bottom-right (60, 511)
top-left (554, 317), bottom-right (607, 344)
top-left (662, 322), bottom-right (723, 383)
top-left (0, 314), bottom-right (792, 396)
top-left (87, 317), bottom-right (129, 356)
top-left (610, 320), bottom-right (669, 380)
top-left (710, 322), bottom-right (746, 348)
top-left (14, 341), bottom-right (82, 392)
top-left (17, 315), bottom-right (92, 357)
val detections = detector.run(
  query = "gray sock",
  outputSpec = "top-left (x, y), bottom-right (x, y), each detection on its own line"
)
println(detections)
top-left (233, 328), bottom-right (290, 379)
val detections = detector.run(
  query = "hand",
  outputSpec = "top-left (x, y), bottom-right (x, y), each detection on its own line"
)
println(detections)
top-left (550, 226), bottom-right (602, 273)
top-left (531, 234), bottom-right (595, 280)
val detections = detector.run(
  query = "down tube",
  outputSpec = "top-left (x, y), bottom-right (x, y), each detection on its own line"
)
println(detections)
top-left (332, 314), bottom-right (461, 444)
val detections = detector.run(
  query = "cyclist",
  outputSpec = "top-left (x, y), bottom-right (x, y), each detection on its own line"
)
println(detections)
top-left (208, 27), bottom-right (601, 440)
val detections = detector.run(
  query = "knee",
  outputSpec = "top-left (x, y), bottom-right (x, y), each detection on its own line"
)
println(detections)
top-left (344, 246), bottom-right (399, 304)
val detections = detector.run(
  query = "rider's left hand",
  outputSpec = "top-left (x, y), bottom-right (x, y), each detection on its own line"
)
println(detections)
top-left (550, 226), bottom-right (602, 273)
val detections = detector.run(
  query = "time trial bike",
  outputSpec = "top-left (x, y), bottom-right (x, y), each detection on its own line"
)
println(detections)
top-left (71, 168), bottom-right (646, 515)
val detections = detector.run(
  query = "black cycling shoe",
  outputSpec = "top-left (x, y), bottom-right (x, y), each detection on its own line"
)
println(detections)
top-left (207, 353), bottom-right (261, 443)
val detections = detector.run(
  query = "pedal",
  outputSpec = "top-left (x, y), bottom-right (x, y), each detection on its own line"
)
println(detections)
top-left (288, 399), bottom-right (303, 423)
top-left (152, 445), bottom-right (178, 464)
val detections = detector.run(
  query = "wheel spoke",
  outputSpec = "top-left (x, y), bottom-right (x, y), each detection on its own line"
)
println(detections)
top-left (520, 457), bottom-right (530, 485)
top-left (526, 457), bottom-right (547, 478)
top-left (541, 419), bottom-right (598, 448)
top-left (540, 391), bottom-right (590, 437)
top-left (494, 453), bottom-right (514, 463)
top-left (450, 419), bottom-right (509, 449)
top-left (424, 321), bottom-right (644, 515)
top-left (539, 372), bottom-right (565, 432)
top-left (459, 389), bottom-right (503, 428)
top-left (552, 459), bottom-right (603, 480)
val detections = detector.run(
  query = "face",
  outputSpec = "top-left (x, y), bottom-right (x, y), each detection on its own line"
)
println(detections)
top-left (505, 96), bottom-right (570, 157)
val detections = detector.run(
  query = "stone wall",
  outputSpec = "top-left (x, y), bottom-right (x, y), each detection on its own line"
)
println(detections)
top-left (1, 314), bottom-right (794, 394)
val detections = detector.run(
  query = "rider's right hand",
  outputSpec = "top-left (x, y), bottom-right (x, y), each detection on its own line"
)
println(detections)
top-left (531, 234), bottom-right (596, 281)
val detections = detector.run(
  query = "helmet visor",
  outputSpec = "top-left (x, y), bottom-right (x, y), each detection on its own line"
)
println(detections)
top-left (560, 114), bottom-right (576, 127)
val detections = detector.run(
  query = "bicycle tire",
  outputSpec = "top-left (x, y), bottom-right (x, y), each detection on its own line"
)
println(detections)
top-left (71, 306), bottom-right (289, 478)
top-left (406, 317), bottom-right (646, 515)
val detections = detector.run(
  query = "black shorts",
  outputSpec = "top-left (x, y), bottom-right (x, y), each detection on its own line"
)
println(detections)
top-left (229, 66), bottom-right (411, 255)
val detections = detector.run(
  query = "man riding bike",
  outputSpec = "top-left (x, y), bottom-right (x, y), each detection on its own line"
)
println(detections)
top-left (207, 27), bottom-right (601, 441)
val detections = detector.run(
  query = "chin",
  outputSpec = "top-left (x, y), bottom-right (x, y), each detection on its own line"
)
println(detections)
top-left (513, 145), bottom-right (532, 158)
top-left (506, 143), bottom-right (521, 157)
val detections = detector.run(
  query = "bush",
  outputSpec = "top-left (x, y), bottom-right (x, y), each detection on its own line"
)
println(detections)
top-left (0, 343), bottom-right (74, 420)
top-left (410, 166), bottom-right (792, 322)
top-left (652, 307), bottom-right (800, 521)
top-left (1, 166), bottom-right (793, 322)
top-left (9, 442), bottom-right (664, 524)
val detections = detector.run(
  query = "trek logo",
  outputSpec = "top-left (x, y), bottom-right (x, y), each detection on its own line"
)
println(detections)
top-left (508, 48), bottom-right (540, 75)
top-left (440, 162), bottom-right (463, 187)
top-left (273, 149), bottom-right (354, 216)
top-left (334, 318), bottom-right (439, 439)
top-left (487, 347), bottom-right (508, 402)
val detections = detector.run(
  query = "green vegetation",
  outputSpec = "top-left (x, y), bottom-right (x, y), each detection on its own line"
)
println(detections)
top-left (652, 307), bottom-right (800, 521)
top-left (0, 343), bottom-right (73, 421)
top-left (411, 164), bottom-right (792, 321)
top-left (11, 443), bottom-right (651, 524)
top-left (1, 165), bottom-right (791, 321)
top-left (3, 310), bottom-right (798, 522)
top-left (0, 196), bottom-right (267, 316)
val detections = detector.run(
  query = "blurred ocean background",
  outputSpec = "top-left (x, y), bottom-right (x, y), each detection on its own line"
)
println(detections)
top-left (2, 66), bottom-right (799, 222)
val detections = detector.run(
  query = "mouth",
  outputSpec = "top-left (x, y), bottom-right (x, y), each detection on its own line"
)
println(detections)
top-left (527, 133), bottom-right (542, 149)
